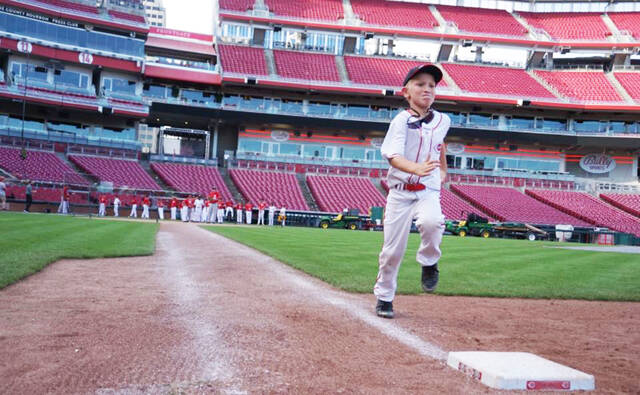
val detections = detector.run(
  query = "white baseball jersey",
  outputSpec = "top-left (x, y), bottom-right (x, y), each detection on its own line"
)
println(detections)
top-left (380, 110), bottom-right (450, 191)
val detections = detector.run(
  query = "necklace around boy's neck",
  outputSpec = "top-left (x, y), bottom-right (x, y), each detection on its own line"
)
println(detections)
top-left (409, 107), bottom-right (434, 123)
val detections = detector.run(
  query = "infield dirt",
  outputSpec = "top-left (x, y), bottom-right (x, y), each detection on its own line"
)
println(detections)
top-left (0, 222), bottom-right (638, 393)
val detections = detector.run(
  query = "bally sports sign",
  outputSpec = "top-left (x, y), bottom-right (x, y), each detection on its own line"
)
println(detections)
top-left (579, 154), bottom-right (616, 174)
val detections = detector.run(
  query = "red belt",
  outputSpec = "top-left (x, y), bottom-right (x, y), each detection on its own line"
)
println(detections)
top-left (394, 183), bottom-right (426, 191)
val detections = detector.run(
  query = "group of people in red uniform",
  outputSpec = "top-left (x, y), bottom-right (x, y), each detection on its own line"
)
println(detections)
top-left (95, 188), bottom-right (283, 225)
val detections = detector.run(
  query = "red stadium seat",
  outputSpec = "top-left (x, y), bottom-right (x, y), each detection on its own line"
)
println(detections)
top-left (451, 184), bottom-right (587, 226)
top-left (307, 175), bottom-right (385, 214)
top-left (350, 0), bottom-right (438, 29)
top-left (229, 169), bottom-right (309, 210)
top-left (534, 70), bottom-right (624, 102)
top-left (273, 50), bottom-right (340, 82)
top-left (218, 45), bottom-right (269, 76)
top-left (527, 189), bottom-right (640, 237)
top-left (150, 162), bottom-right (234, 202)
top-left (0, 147), bottom-right (87, 185)
top-left (264, 0), bottom-right (343, 21)
top-left (519, 12), bottom-right (611, 40)
top-left (607, 13), bottom-right (640, 39)
top-left (440, 188), bottom-right (494, 221)
top-left (437, 5), bottom-right (528, 37)
top-left (69, 155), bottom-right (161, 190)
top-left (613, 72), bottom-right (640, 102)
top-left (600, 193), bottom-right (640, 218)
top-left (344, 56), bottom-right (448, 88)
top-left (442, 63), bottom-right (555, 98)
top-left (108, 10), bottom-right (145, 23)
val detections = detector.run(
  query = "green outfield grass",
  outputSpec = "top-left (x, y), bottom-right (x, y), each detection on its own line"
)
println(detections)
top-left (0, 212), bottom-right (158, 289)
top-left (205, 226), bottom-right (640, 301)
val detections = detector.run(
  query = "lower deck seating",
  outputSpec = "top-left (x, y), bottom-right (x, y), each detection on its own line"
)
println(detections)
top-left (229, 169), bottom-right (309, 210)
top-left (151, 162), bottom-right (233, 202)
top-left (451, 184), bottom-right (587, 226)
top-left (307, 175), bottom-right (386, 214)
top-left (69, 155), bottom-right (161, 190)
top-left (526, 190), bottom-right (640, 236)
top-left (0, 147), bottom-right (87, 185)
top-left (440, 188), bottom-right (493, 221)
top-left (4, 185), bottom-right (87, 204)
top-left (599, 193), bottom-right (640, 217)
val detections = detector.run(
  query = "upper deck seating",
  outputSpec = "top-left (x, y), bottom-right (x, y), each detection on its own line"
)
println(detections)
top-left (350, 0), bottom-right (438, 29)
top-left (519, 12), bottom-right (611, 40)
top-left (607, 12), bottom-right (640, 39)
top-left (534, 70), bottom-right (624, 102)
top-left (344, 56), bottom-right (447, 88)
top-left (437, 5), bottom-right (528, 36)
top-left (218, 45), bottom-right (269, 76)
top-left (442, 63), bottom-right (555, 98)
top-left (613, 72), bottom-right (640, 102)
top-left (273, 50), bottom-right (340, 82)
top-left (264, 0), bottom-right (343, 21)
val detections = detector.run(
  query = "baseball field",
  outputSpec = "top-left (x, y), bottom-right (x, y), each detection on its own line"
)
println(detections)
top-left (1, 213), bottom-right (639, 393)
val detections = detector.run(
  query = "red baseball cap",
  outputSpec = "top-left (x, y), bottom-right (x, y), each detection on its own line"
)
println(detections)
top-left (403, 64), bottom-right (443, 86)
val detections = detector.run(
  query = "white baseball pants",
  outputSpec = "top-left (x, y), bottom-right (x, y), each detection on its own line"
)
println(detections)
top-left (141, 204), bottom-right (150, 219)
top-left (158, 207), bottom-right (164, 220)
top-left (98, 203), bottom-right (105, 216)
top-left (217, 208), bottom-right (224, 223)
top-left (236, 209), bottom-right (243, 224)
top-left (113, 204), bottom-right (119, 217)
top-left (245, 210), bottom-right (252, 224)
top-left (374, 188), bottom-right (445, 302)
top-left (258, 210), bottom-right (265, 225)
top-left (129, 204), bottom-right (137, 218)
top-left (171, 207), bottom-right (176, 220)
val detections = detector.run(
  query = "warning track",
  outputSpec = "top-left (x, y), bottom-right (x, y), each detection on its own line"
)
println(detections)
top-left (0, 222), bottom-right (638, 393)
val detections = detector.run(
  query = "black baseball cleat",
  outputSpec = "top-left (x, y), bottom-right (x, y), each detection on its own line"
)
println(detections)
top-left (421, 264), bottom-right (439, 293)
top-left (376, 299), bottom-right (395, 319)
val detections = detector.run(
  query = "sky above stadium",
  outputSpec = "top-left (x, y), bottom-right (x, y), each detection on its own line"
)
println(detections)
top-left (163, 0), bottom-right (214, 34)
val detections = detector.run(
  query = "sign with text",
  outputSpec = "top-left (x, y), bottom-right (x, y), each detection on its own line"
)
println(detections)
top-left (579, 154), bottom-right (616, 174)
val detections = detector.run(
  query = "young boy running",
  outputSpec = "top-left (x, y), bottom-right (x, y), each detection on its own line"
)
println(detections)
top-left (374, 64), bottom-right (450, 319)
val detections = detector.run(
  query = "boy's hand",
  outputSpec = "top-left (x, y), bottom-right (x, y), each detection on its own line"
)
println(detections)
top-left (412, 160), bottom-right (440, 176)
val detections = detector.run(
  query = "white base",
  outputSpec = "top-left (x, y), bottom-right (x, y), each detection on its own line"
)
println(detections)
top-left (447, 352), bottom-right (595, 391)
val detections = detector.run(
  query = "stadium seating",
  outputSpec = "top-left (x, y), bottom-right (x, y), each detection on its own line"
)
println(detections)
top-left (217, 45), bottom-right (269, 76)
top-left (229, 169), bottom-right (309, 210)
top-left (108, 10), bottom-right (146, 23)
top-left (69, 155), bottom-right (161, 190)
top-left (526, 190), bottom-right (640, 236)
top-left (440, 188), bottom-right (493, 221)
top-left (307, 175), bottom-right (386, 214)
top-left (264, 0), bottom-right (343, 21)
top-left (344, 56), bottom-right (447, 88)
top-left (436, 5), bottom-right (528, 37)
top-left (450, 184), bottom-right (588, 226)
top-left (0, 147), bottom-right (87, 185)
top-left (613, 72), bottom-right (640, 102)
top-left (273, 50), bottom-right (340, 82)
top-left (442, 63), bottom-right (555, 98)
top-left (600, 193), bottom-right (640, 218)
top-left (533, 70), bottom-right (624, 102)
top-left (37, 0), bottom-right (98, 14)
top-left (608, 13), bottom-right (640, 39)
top-left (150, 162), bottom-right (234, 202)
top-left (519, 12), bottom-right (611, 40)
top-left (350, 0), bottom-right (438, 29)
top-left (219, 0), bottom-right (254, 12)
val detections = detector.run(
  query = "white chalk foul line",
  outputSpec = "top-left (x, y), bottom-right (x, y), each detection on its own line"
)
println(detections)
top-left (199, 227), bottom-right (448, 362)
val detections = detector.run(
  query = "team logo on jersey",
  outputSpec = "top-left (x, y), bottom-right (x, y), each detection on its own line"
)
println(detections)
top-left (436, 143), bottom-right (442, 152)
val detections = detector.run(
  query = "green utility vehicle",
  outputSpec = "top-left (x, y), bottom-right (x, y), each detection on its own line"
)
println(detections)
top-left (319, 212), bottom-right (362, 230)
top-left (445, 213), bottom-right (494, 238)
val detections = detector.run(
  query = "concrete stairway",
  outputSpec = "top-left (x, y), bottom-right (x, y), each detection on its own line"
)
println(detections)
top-left (218, 167), bottom-right (244, 202)
top-left (296, 173), bottom-right (319, 211)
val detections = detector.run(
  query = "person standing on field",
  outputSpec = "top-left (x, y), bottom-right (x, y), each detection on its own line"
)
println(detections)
top-left (257, 199), bottom-right (267, 225)
top-left (170, 196), bottom-right (178, 220)
top-left (141, 195), bottom-right (151, 219)
top-left (217, 201), bottom-right (224, 223)
top-left (23, 180), bottom-right (33, 213)
top-left (98, 194), bottom-right (107, 216)
top-left (279, 206), bottom-right (286, 227)
top-left (113, 195), bottom-right (121, 217)
top-left (236, 201), bottom-right (243, 224)
top-left (157, 198), bottom-right (165, 220)
top-left (245, 201), bottom-right (253, 225)
top-left (373, 64), bottom-right (450, 319)
top-left (268, 203), bottom-right (276, 226)
top-left (225, 200), bottom-right (234, 221)
top-left (129, 195), bottom-right (138, 218)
